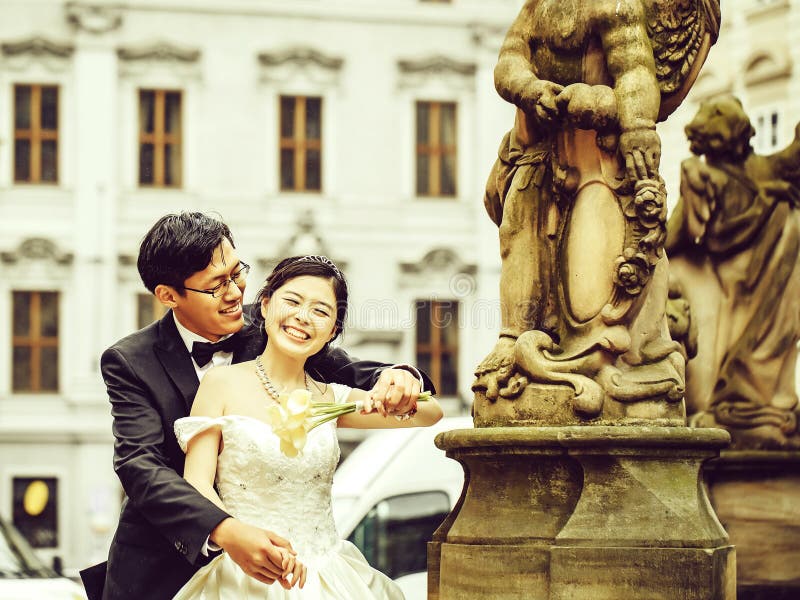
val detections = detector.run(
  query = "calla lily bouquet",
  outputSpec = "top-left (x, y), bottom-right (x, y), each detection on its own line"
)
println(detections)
top-left (265, 388), bottom-right (433, 457)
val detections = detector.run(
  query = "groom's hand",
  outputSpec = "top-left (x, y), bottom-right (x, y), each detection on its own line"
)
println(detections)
top-left (369, 368), bottom-right (422, 417)
top-left (211, 518), bottom-right (296, 585)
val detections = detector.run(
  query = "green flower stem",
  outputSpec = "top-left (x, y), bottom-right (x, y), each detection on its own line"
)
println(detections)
top-left (307, 393), bottom-right (432, 432)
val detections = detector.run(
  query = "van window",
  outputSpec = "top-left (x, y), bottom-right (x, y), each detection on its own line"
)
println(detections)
top-left (347, 491), bottom-right (450, 579)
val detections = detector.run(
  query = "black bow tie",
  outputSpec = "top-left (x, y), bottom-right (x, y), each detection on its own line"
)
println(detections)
top-left (191, 335), bottom-right (241, 367)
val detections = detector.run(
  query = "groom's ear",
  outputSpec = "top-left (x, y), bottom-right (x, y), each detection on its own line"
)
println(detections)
top-left (154, 284), bottom-right (179, 308)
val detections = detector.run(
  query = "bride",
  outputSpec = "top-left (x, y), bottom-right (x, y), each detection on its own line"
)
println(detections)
top-left (172, 255), bottom-right (443, 598)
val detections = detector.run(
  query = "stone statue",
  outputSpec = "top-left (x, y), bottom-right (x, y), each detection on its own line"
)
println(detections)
top-left (473, 0), bottom-right (721, 424)
top-left (666, 95), bottom-right (800, 449)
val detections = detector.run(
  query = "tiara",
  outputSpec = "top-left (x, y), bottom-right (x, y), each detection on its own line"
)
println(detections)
top-left (295, 255), bottom-right (343, 277)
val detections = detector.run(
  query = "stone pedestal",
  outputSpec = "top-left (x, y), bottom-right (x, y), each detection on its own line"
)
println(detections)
top-left (429, 426), bottom-right (735, 600)
top-left (704, 451), bottom-right (800, 599)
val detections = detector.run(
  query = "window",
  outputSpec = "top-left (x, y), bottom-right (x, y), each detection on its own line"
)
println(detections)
top-left (12, 477), bottom-right (58, 549)
top-left (279, 95), bottom-right (322, 192)
top-left (12, 291), bottom-right (59, 392)
top-left (752, 108), bottom-right (781, 153)
top-left (14, 84), bottom-right (59, 183)
top-left (416, 101), bottom-right (457, 197)
top-left (347, 491), bottom-right (451, 579)
top-left (139, 89), bottom-right (182, 187)
top-left (415, 300), bottom-right (458, 395)
top-left (137, 293), bottom-right (167, 330)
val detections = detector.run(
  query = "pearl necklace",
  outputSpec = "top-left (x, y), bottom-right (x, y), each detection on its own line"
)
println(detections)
top-left (254, 355), bottom-right (309, 401)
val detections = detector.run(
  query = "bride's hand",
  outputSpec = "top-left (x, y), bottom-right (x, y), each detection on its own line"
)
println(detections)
top-left (278, 549), bottom-right (307, 589)
top-left (212, 518), bottom-right (297, 585)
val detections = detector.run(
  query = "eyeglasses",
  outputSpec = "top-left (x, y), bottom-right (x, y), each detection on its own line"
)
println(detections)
top-left (183, 262), bottom-right (251, 298)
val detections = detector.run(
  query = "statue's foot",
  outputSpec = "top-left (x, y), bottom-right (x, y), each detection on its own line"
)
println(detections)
top-left (472, 337), bottom-right (527, 401)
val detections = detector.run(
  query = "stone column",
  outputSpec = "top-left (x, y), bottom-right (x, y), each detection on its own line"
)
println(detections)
top-left (67, 4), bottom-right (121, 403)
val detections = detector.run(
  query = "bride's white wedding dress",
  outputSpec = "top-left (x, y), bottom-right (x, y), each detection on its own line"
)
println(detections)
top-left (172, 383), bottom-right (404, 599)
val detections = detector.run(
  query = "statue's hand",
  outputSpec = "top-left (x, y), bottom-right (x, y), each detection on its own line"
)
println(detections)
top-left (556, 83), bottom-right (618, 131)
top-left (522, 80), bottom-right (565, 124)
top-left (619, 127), bottom-right (661, 181)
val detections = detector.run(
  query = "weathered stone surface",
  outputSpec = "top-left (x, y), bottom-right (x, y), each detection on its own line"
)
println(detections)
top-left (705, 452), bottom-right (800, 596)
top-left (430, 426), bottom-right (735, 599)
top-left (470, 0), bottom-right (721, 425)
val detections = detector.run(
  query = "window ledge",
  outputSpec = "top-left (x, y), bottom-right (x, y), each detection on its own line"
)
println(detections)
top-left (746, 0), bottom-right (790, 19)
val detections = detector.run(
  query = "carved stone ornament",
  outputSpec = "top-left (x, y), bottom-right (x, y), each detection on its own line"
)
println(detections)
top-left (470, 23), bottom-right (508, 53)
top-left (0, 238), bottom-right (73, 265)
top-left (400, 248), bottom-right (476, 276)
top-left (743, 49), bottom-right (793, 86)
top-left (117, 41), bottom-right (200, 63)
top-left (396, 54), bottom-right (476, 91)
top-left (117, 40), bottom-right (201, 79)
top-left (258, 46), bottom-right (343, 85)
top-left (0, 36), bottom-right (74, 72)
top-left (1, 36), bottom-right (74, 58)
top-left (471, 0), bottom-right (721, 426)
top-left (65, 2), bottom-right (123, 34)
top-left (666, 95), bottom-right (800, 450)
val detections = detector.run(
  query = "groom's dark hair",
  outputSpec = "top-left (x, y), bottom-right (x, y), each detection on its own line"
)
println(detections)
top-left (138, 212), bottom-right (234, 294)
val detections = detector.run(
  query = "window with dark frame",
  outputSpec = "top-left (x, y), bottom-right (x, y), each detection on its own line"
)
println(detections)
top-left (415, 300), bottom-right (459, 396)
top-left (137, 293), bottom-right (167, 330)
top-left (12, 477), bottom-right (59, 549)
top-left (416, 101), bottom-right (457, 197)
top-left (279, 95), bottom-right (322, 192)
top-left (14, 84), bottom-right (59, 184)
top-left (12, 291), bottom-right (59, 393)
top-left (139, 89), bottom-right (182, 187)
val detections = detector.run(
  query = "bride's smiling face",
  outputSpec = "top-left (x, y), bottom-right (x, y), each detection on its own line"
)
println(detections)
top-left (261, 275), bottom-right (338, 359)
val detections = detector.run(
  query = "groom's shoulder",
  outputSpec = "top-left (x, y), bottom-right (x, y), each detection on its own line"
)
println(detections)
top-left (102, 318), bottom-right (163, 364)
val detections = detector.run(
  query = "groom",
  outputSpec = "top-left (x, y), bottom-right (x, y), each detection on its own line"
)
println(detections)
top-left (80, 212), bottom-right (432, 600)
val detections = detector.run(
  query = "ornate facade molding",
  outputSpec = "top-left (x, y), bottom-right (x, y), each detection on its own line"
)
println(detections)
top-left (257, 209), bottom-right (347, 274)
top-left (688, 69), bottom-right (733, 102)
top-left (396, 55), bottom-right (477, 91)
top-left (117, 40), bottom-right (202, 80)
top-left (470, 23), bottom-right (508, 53)
top-left (66, 3), bottom-right (123, 34)
top-left (258, 47), bottom-right (343, 71)
top-left (400, 247), bottom-right (476, 276)
top-left (117, 41), bottom-right (201, 63)
top-left (257, 46), bottom-right (343, 86)
top-left (397, 55), bottom-right (476, 77)
top-left (744, 50), bottom-right (793, 86)
top-left (1, 36), bottom-right (74, 59)
top-left (0, 238), bottom-right (73, 265)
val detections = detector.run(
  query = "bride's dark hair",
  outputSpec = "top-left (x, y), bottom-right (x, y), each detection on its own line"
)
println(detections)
top-left (256, 256), bottom-right (349, 352)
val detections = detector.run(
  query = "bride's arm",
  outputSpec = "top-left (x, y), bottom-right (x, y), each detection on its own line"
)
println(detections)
top-left (337, 387), bottom-right (444, 429)
top-left (183, 370), bottom-right (227, 511)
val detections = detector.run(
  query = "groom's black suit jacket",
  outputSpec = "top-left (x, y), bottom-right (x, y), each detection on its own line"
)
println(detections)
top-left (81, 308), bottom-right (431, 600)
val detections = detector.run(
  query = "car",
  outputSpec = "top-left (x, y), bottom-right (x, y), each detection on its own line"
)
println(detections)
top-left (0, 517), bottom-right (86, 600)
top-left (332, 416), bottom-right (472, 600)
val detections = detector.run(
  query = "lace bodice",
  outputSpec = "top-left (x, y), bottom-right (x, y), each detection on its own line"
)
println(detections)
top-left (174, 383), bottom-right (352, 567)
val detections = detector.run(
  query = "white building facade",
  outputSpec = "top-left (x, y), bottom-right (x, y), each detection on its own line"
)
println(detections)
top-left (1, 0), bottom-right (798, 577)
top-left (0, 0), bottom-right (519, 574)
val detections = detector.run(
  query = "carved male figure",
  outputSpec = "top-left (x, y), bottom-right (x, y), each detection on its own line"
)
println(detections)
top-left (474, 0), bottom-right (721, 421)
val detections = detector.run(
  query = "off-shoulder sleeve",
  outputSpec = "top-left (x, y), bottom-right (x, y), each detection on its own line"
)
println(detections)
top-left (328, 382), bottom-right (353, 405)
top-left (174, 416), bottom-right (224, 453)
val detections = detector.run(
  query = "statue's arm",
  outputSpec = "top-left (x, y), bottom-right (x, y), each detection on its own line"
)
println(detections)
top-left (598, 0), bottom-right (661, 179)
top-left (494, 0), bottom-right (563, 122)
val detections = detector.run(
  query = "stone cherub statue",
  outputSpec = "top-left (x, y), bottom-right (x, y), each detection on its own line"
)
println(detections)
top-left (473, 0), bottom-right (721, 424)
top-left (666, 95), bottom-right (800, 449)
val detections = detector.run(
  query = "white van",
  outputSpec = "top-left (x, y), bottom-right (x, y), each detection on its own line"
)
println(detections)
top-left (332, 417), bottom-right (472, 599)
